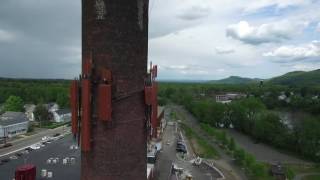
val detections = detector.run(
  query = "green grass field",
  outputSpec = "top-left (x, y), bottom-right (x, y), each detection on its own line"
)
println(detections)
top-left (180, 123), bottom-right (220, 159)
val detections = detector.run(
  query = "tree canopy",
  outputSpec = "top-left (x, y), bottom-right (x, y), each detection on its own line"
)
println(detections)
top-left (34, 104), bottom-right (50, 123)
top-left (4, 95), bottom-right (24, 112)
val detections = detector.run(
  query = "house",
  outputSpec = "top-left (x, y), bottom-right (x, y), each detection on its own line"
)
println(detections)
top-left (278, 94), bottom-right (291, 103)
top-left (216, 94), bottom-right (229, 103)
top-left (216, 93), bottom-right (246, 104)
top-left (0, 112), bottom-right (29, 139)
top-left (51, 109), bottom-right (71, 123)
top-left (45, 103), bottom-right (59, 113)
top-left (226, 93), bottom-right (246, 99)
top-left (24, 104), bottom-right (36, 121)
top-left (278, 94), bottom-right (286, 100)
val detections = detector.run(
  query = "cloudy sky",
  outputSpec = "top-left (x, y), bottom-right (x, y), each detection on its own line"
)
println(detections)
top-left (0, 0), bottom-right (319, 80)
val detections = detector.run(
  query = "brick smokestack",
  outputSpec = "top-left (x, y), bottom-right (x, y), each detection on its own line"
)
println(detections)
top-left (81, 0), bottom-right (149, 179)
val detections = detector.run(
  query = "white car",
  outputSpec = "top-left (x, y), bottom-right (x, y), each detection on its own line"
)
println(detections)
top-left (9, 156), bottom-right (18, 160)
top-left (30, 144), bottom-right (40, 150)
top-left (42, 136), bottom-right (48, 141)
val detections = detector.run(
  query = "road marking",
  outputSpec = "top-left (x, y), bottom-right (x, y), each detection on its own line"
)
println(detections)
top-left (0, 133), bottom-right (69, 158)
top-left (0, 145), bottom-right (32, 158)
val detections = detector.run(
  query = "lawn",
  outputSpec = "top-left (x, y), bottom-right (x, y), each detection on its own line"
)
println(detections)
top-left (286, 164), bottom-right (320, 174)
top-left (303, 174), bottom-right (320, 180)
top-left (180, 123), bottom-right (220, 159)
top-left (35, 121), bottom-right (70, 129)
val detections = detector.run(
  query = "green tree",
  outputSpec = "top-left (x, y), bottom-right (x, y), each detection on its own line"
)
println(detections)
top-left (229, 102), bottom-right (247, 132)
top-left (56, 92), bottom-right (69, 108)
top-left (296, 117), bottom-right (320, 161)
top-left (234, 148), bottom-right (246, 166)
top-left (228, 137), bottom-right (236, 151)
top-left (250, 111), bottom-right (290, 150)
top-left (285, 166), bottom-right (295, 180)
top-left (220, 131), bottom-right (228, 146)
top-left (209, 102), bottom-right (226, 127)
top-left (250, 163), bottom-right (266, 177)
top-left (4, 95), bottom-right (24, 112)
top-left (34, 104), bottom-right (50, 124)
top-left (300, 86), bottom-right (308, 97)
top-left (244, 153), bottom-right (256, 169)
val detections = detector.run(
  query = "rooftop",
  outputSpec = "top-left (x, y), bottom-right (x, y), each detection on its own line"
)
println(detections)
top-left (56, 109), bottom-right (71, 115)
top-left (0, 112), bottom-right (28, 126)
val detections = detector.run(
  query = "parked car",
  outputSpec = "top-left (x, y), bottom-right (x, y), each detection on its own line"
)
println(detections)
top-left (1, 158), bottom-right (10, 163)
top-left (177, 141), bottom-right (185, 146)
top-left (176, 146), bottom-right (187, 153)
top-left (176, 144), bottom-right (186, 149)
top-left (30, 144), bottom-right (40, 150)
top-left (9, 155), bottom-right (18, 160)
top-left (53, 133), bottom-right (60, 137)
top-left (42, 136), bottom-right (49, 141)
top-left (3, 143), bottom-right (12, 148)
top-left (25, 147), bottom-right (33, 151)
top-left (16, 152), bottom-right (23, 157)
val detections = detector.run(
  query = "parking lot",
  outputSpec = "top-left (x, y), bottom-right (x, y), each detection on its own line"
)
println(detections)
top-left (0, 134), bottom-right (80, 180)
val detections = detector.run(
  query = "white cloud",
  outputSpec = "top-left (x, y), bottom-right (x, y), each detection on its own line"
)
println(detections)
top-left (177, 5), bottom-right (211, 21)
top-left (215, 46), bottom-right (235, 54)
top-left (162, 64), bottom-right (209, 75)
top-left (243, 0), bottom-right (311, 14)
top-left (292, 64), bottom-right (319, 71)
top-left (226, 21), bottom-right (307, 45)
top-left (263, 41), bottom-right (320, 60)
top-left (317, 22), bottom-right (320, 32)
top-left (163, 65), bottom-right (190, 70)
top-left (217, 68), bottom-right (226, 73)
top-left (0, 29), bottom-right (16, 42)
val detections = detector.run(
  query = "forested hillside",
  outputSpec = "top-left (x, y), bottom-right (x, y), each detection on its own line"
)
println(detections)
top-left (208, 76), bottom-right (262, 84)
top-left (0, 78), bottom-right (70, 108)
top-left (207, 69), bottom-right (320, 87)
top-left (267, 69), bottom-right (320, 87)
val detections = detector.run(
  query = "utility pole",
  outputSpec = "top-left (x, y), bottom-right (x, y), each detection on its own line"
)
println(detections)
top-left (71, 1), bottom-right (150, 179)
top-left (3, 127), bottom-right (7, 145)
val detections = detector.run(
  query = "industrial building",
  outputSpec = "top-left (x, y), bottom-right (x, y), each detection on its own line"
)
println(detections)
top-left (0, 112), bottom-right (29, 139)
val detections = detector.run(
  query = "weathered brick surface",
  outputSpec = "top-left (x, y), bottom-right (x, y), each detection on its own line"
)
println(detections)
top-left (82, 0), bottom-right (149, 179)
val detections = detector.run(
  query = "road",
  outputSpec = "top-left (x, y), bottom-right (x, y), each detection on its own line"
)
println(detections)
top-left (155, 117), bottom-right (222, 180)
top-left (0, 125), bottom-right (69, 158)
top-left (169, 105), bottom-right (247, 180)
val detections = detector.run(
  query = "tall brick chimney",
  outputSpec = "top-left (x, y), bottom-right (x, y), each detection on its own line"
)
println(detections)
top-left (81, 0), bottom-right (149, 179)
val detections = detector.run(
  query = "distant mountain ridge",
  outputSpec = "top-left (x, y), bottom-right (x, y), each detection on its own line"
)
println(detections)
top-left (267, 69), bottom-right (320, 86)
top-left (208, 76), bottom-right (263, 84)
top-left (208, 69), bottom-right (320, 86)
